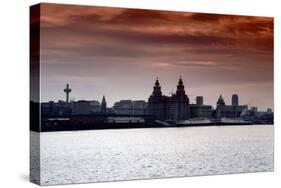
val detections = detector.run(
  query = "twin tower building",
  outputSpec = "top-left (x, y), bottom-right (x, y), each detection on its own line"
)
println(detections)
top-left (146, 77), bottom-right (247, 121)
top-left (147, 77), bottom-right (190, 121)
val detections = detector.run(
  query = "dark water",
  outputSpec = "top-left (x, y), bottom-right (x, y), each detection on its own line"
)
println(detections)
top-left (31, 125), bottom-right (274, 185)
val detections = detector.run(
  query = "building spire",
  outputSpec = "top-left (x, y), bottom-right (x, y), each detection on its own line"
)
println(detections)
top-left (101, 95), bottom-right (107, 113)
top-left (152, 77), bottom-right (162, 96)
top-left (178, 76), bottom-right (183, 86)
top-left (176, 76), bottom-right (186, 96)
top-left (155, 77), bottom-right (160, 86)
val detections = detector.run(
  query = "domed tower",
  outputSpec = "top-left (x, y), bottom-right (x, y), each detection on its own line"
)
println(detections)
top-left (170, 76), bottom-right (190, 121)
top-left (216, 94), bottom-right (225, 119)
top-left (152, 77), bottom-right (162, 96)
top-left (146, 77), bottom-right (166, 120)
top-left (176, 76), bottom-right (186, 96)
top-left (217, 94), bottom-right (226, 107)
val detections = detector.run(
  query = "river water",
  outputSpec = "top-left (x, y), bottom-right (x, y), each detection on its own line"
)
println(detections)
top-left (31, 125), bottom-right (274, 185)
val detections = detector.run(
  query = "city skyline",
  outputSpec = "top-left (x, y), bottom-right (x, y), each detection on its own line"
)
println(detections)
top-left (39, 3), bottom-right (273, 111)
top-left (43, 79), bottom-right (273, 112)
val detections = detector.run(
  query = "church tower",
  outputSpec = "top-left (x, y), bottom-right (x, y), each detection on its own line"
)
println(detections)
top-left (101, 95), bottom-right (107, 113)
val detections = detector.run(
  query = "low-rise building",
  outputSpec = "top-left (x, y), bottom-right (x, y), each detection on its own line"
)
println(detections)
top-left (41, 100), bottom-right (72, 116)
top-left (189, 96), bottom-right (212, 119)
top-left (72, 100), bottom-right (101, 115)
top-left (190, 104), bottom-right (212, 119)
top-left (113, 100), bottom-right (147, 115)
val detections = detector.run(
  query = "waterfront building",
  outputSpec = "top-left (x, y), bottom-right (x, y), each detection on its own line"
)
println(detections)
top-left (196, 96), bottom-right (203, 105)
top-left (113, 100), bottom-right (133, 115)
top-left (101, 96), bottom-right (107, 113)
top-left (215, 94), bottom-right (248, 119)
top-left (251, 107), bottom-right (258, 113)
top-left (132, 100), bottom-right (147, 115)
top-left (241, 107), bottom-right (274, 124)
top-left (232, 94), bottom-right (239, 106)
top-left (190, 96), bottom-right (212, 119)
top-left (73, 100), bottom-right (101, 115)
top-left (41, 100), bottom-right (72, 116)
top-left (147, 77), bottom-right (190, 121)
top-left (42, 99), bottom-right (101, 116)
top-left (168, 77), bottom-right (190, 120)
top-left (41, 81), bottom-right (273, 125)
top-left (113, 100), bottom-right (147, 115)
top-left (267, 108), bottom-right (272, 113)
top-left (146, 78), bottom-right (167, 120)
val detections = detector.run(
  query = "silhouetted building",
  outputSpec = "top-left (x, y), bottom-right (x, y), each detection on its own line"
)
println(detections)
top-left (147, 77), bottom-right (190, 121)
top-left (217, 95), bottom-right (226, 106)
top-left (170, 76), bottom-right (190, 120)
top-left (40, 80), bottom-right (273, 127)
top-left (232, 94), bottom-right (239, 106)
top-left (41, 100), bottom-right (72, 116)
top-left (133, 100), bottom-right (147, 115)
top-left (190, 96), bottom-right (212, 118)
top-left (72, 100), bottom-right (101, 115)
top-left (241, 107), bottom-right (273, 124)
top-left (146, 78), bottom-right (167, 120)
top-left (42, 100), bottom-right (101, 116)
top-left (251, 107), bottom-right (258, 114)
top-left (113, 100), bottom-right (147, 115)
top-left (101, 96), bottom-right (107, 113)
top-left (216, 94), bottom-right (248, 119)
top-left (113, 100), bottom-right (132, 115)
top-left (196, 96), bottom-right (203, 105)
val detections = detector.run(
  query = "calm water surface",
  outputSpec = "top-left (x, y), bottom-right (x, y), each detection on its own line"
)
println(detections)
top-left (31, 125), bottom-right (274, 185)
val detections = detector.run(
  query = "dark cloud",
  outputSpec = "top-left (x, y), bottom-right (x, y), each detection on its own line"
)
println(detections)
top-left (188, 13), bottom-right (223, 22)
top-left (38, 3), bottom-right (273, 109)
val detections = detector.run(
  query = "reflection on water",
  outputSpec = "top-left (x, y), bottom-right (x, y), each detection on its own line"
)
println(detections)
top-left (30, 125), bottom-right (274, 185)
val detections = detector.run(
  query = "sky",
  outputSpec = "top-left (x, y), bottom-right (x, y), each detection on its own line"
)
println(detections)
top-left (37, 3), bottom-right (274, 110)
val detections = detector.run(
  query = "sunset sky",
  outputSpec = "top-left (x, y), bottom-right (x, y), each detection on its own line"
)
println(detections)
top-left (38, 3), bottom-right (274, 110)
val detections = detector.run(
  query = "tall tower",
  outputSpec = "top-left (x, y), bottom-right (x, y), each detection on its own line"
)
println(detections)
top-left (176, 76), bottom-right (186, 96)
top-left (146, 77), bottom-right (166, 120)
top-left (63, 84), bottom-right (71, 103)
top-left (232, 94), bottom-right (239, 106)
top-left (152, 77), bottom-right (162, 96)
top-left (101, 95), bottom-right (107, 113)
top-left (171, 76), bottom-right (189, 121)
